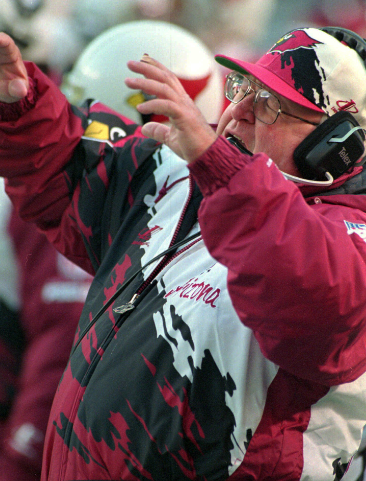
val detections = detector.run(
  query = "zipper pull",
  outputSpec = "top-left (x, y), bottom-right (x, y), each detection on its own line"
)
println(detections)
top-left (113, 293), bottom-right (139, 314)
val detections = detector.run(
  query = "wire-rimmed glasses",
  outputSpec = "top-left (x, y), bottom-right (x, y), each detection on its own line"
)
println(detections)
top-left (224, 71), bottom-right (320, 126)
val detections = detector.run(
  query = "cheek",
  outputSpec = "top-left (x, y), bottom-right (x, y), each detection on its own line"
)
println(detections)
top-left (253, 126), bottom-right (293, 167)
top-left (253, 126), bottom-right (280, 155)
top-left (216, 106), bottom-right (232, 136)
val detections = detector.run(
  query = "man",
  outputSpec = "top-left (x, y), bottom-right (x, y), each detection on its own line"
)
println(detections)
top-left (0, 26), bottom-right (365, 481)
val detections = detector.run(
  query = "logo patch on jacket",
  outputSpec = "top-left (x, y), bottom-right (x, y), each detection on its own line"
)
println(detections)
top-left (344, 220), bottom-right (366, 242)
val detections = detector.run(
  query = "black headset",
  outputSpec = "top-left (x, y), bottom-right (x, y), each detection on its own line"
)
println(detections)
top-left (293, 27), bottom-right (366, 184)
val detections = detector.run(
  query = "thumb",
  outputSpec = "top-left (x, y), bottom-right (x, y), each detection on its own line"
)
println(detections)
top-left (8, 78), bottom-right (28, 100)
top-left (141, 122), bottom-right (184, 159)
top-left (141, 122), bottom-right (170, 144)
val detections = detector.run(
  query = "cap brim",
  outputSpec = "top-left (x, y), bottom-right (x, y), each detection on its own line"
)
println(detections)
top-left (215, 54), bottom-right (324, 114)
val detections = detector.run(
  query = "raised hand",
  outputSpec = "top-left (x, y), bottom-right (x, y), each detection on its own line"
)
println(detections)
top-left (125, 55), bottom-right (218, 163)
top-left (0, 32), bottom-right (29, 103)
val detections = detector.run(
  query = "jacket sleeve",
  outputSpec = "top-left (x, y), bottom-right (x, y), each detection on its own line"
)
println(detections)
top-left (0, 63), bottom-right (84, 218)
top-left (189, 135), bottom-right (366, 386)
top-left (0, 62), bottom-right (155, 275)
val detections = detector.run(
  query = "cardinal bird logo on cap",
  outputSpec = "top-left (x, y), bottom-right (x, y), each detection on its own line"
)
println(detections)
top-left (260, 29), bottom-right (327, 111)
top-left (268, 30), bottom-right (322, 54)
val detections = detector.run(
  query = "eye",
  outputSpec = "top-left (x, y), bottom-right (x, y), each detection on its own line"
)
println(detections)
top-left (258, 90), bottom-right (279, 111)
top-left (231, 75), bottom-right (244, 91)
top-left (258, 89), bottom-right (271, 101)
top-left (233, 82), bottom-right (242, 95)
top-left (225, 73), bottom-right (247, 101)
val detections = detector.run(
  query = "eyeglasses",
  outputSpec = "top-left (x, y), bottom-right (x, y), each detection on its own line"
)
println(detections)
top-left (224, 71), bottom-right (320, 126)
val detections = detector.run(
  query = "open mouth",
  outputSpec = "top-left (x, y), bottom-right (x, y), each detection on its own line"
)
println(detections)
top-left (226, 135), bottom-right (253, 156)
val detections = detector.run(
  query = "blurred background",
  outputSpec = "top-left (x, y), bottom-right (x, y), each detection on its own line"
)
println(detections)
top-left (1, 0), bottom-right (365, 87)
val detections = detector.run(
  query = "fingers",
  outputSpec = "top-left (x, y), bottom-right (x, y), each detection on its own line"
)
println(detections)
top-left (0, 32), bottom-right (21, 64)
top-left (125, 55), bottom-right (218, 163)
top-left (125, 75), bottom-right (172, 101)
top-left (127, 55), bottom-right (170, 77)
top-left (125, 56), bottom-right (196, 121)
top-left (126, 56), bottom-right (186, 94)
top-left (0, 32), bottom-right (29, 102)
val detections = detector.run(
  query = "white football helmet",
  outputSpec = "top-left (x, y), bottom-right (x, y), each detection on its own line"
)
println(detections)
top-left (61, 20), bottom-right (224, 124)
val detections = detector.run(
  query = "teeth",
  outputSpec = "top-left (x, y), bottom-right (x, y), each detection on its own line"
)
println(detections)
top-left (233, 135), bottom-right (245, 146)
top-left (227, 136), bottom-right (252, 155)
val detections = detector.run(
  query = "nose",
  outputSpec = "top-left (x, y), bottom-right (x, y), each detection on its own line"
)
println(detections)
top-left (230, 93), bottom-right (256, 123)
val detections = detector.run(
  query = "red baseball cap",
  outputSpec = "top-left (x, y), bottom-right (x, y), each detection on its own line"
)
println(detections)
top-left (215, 27), bottom-right (366, 128)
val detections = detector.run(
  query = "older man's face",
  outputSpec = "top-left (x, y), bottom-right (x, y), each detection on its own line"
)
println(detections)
top-left (217, 77), bottom-right (324, 176)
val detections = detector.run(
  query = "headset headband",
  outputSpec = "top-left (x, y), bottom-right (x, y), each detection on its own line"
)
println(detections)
top-left (321, 26), bottom-right (366, 65)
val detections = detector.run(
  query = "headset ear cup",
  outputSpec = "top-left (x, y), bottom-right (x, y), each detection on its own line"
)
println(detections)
top-left (294, 112), bottom-right (346, 177)
top-left (293, 111), bottom-right (365, 180)
top-left (294, 114), bottom-right (341, 158)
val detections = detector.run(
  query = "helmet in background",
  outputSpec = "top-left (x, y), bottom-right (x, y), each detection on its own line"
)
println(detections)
top-left (61, 20), bottom-right (224, 124)
top-left (0, 0), bottom-right (85, 74)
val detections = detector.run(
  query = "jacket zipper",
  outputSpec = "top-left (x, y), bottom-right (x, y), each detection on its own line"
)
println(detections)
top-left (113, 234), bottom-right (202, 314)
top-left (113, 175), bottom-right (198, 314)
top-left (72, 175), bottom-right (200, 353)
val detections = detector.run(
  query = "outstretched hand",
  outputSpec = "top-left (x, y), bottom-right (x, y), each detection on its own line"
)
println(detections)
top-left (125, 55), bottom-right (218, 163)
top-left (0, 32), bottom-right (29, 103)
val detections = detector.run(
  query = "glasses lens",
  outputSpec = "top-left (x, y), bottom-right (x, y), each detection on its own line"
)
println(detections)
top-left (225, 72), bottom-right (250, 103)
top-left (254, 89), bottom-right (280, 124)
